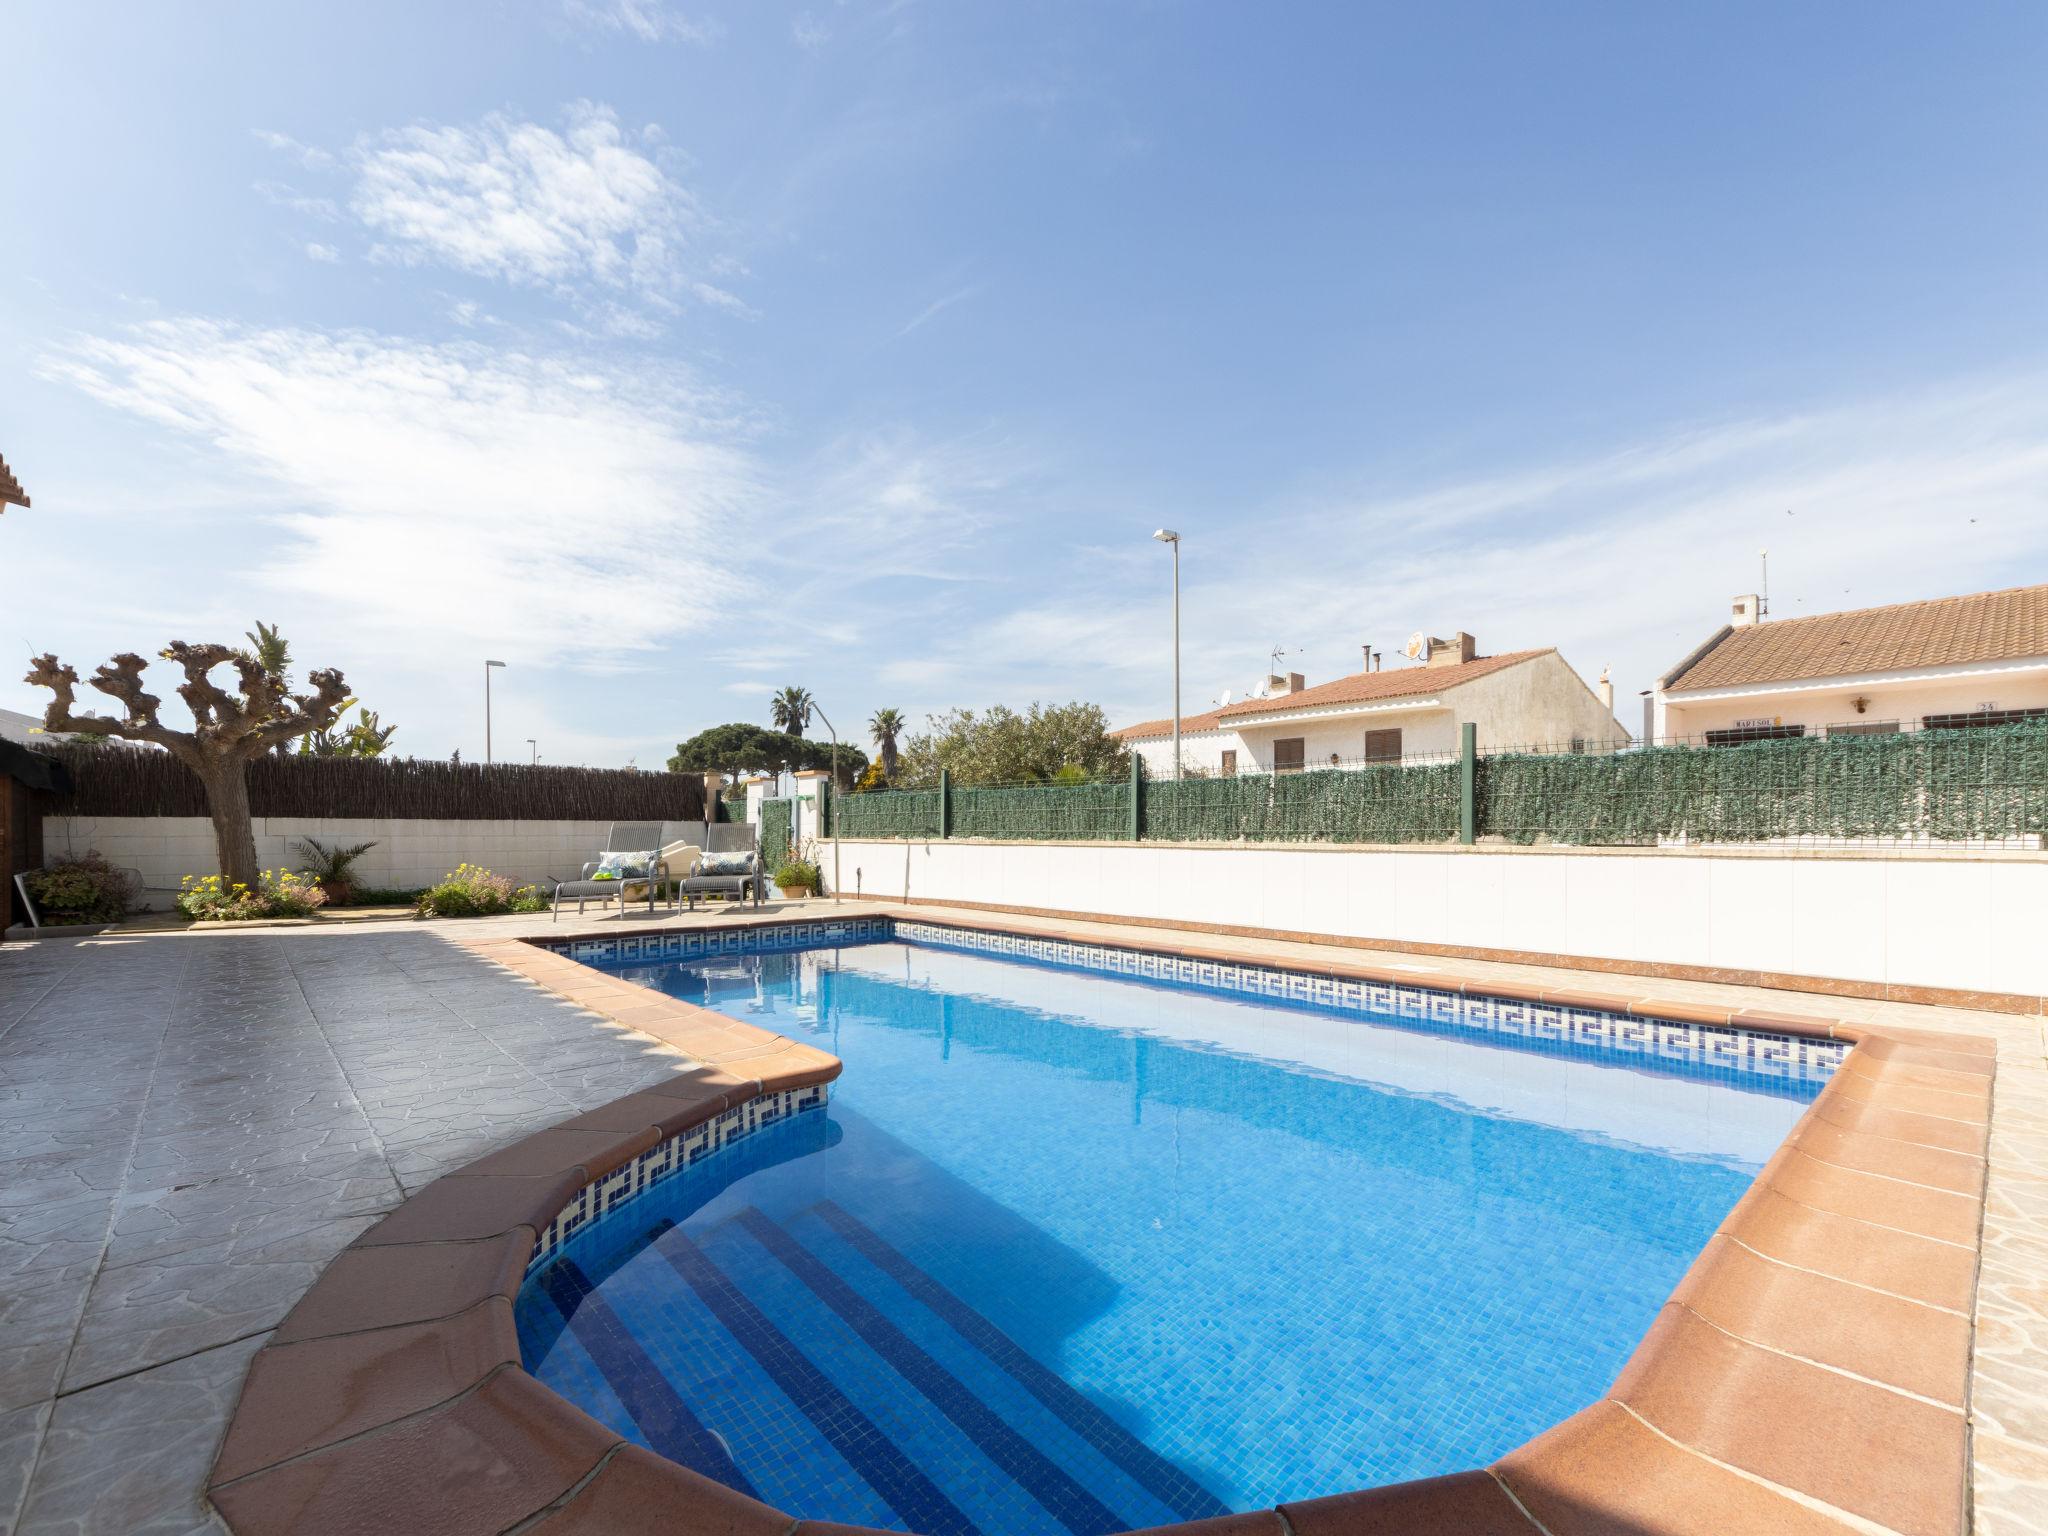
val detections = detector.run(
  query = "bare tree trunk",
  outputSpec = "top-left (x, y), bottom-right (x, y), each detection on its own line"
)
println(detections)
top-left (199, 759), bottom-right (262, 890)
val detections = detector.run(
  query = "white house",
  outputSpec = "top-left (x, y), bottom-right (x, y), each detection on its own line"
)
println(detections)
top-left (1653, 583), bottom-right (2048, 744)
top-left (1113, 635), bottom-right (1628, 776)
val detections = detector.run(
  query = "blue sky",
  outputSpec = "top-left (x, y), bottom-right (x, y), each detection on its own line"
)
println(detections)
top-left (5, 1), bottom-right (2047, 765)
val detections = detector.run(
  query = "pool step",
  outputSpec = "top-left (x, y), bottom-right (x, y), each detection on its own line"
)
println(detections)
top-left (733, 1207), bottom-right (1130, 1536)
top-left (804, 1201), bottom-right (1229, 1526)
top-left (540, 1207), bottom-right (1228, 1534)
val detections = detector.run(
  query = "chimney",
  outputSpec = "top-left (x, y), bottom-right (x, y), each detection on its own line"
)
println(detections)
top-left (1597, 666), bottom-right (1613, 713)
top-left (1731, 594), bottom-right (1762, 628)
top-left (1266, 672), bottom-right (1307, 696)
top-left (1426, 632), bottom-right (1477, 668)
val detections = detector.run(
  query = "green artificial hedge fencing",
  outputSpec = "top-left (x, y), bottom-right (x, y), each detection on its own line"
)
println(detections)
top-left (1145, 762), bottom-right (1461, 843)
top-left (759, 798), bottom-right (794, 874)
top-left (951, 782), bottom-right (1130, 841)
top-left (824, 721), bottom-right (2048, 848)
top-left (830, 787), bottom-right (945, 841)
top-left (1478, 725), bottom-right (2048, 845)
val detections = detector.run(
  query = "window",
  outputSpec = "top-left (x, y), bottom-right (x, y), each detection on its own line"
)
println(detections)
top-left (1363, 728), bottom-right (1402, 763)
top-left (1922, 708), bottom-right (2048, 732)
top-left (1827, 720), bottom-right (1901, 737)
top-left (1705, 724), bottom-right (1806, 747)
top-left (1272, 738), bottom-right (1305, 773)
top-left (1220, 749), bottom-right (1237, 777)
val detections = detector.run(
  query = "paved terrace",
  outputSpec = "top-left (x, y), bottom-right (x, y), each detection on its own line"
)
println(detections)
top-left (0, 900), bottom-right (2044, 1535)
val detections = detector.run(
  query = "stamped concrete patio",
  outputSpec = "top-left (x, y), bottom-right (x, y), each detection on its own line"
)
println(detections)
top-left (2, 901), bottom-right (2045, 1534)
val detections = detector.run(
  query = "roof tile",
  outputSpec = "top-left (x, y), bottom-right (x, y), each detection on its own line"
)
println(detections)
top-left (1665, 583), bottom-right (2048, 691)
top-left (1112, 653), bottom-right (1549, 740)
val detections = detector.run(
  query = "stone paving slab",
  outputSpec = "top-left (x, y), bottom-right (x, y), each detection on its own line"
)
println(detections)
top-left (1, 898), bottom-right (2044, 1533)
top-left (0, 924), bottom-right (702, 1534)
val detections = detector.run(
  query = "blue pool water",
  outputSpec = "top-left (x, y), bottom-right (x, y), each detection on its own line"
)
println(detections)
top-left (517, 930), bottom-right (1824, 1532)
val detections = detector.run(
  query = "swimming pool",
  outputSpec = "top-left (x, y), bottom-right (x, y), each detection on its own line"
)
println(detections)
top-left (515, 921), bottom-right (1835, 1533)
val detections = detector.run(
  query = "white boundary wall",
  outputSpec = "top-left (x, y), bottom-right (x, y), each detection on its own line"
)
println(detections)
top-left (43, 815), bottom-right (629, 898)
top-left (829, 837), bottom-right (2048, 1001)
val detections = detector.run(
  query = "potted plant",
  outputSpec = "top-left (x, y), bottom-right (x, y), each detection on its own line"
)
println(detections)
top-left (293, 838), bottom-right (377, 906)
top-left (773, 857), bottom-right (821, 901)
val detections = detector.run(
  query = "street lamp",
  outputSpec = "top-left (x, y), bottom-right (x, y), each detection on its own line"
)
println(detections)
top-left (526, 738), bottom-right (538, 765)
top-left (484, 660), bottom-right (506, 763)
top-left (1152, 529), bottom-right (1181, 780)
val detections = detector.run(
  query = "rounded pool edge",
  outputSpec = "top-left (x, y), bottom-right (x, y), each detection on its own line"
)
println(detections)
top-left (203, 925), bottom-right (1993, 1536)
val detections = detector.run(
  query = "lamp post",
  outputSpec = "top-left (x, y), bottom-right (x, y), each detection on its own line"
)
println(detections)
top-left (1152, 529), bottom-right (1181, 780)
top-left (808, 702), bottom-right (843, 906)
top-left (526, 738), bottom-right (538, 764)
top-left (484, 660), bottom-right (506, 763)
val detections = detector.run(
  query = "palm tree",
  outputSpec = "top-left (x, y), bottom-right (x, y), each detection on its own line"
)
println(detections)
top-left (869, 707), bottom-right (904, 779)
top-left (770, 685), bottom-right (813, 735)
top-left (243, 621), bottom-right (295, 756)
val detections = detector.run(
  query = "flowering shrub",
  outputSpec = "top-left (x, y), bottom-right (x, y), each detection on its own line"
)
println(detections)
top-left (24, 852), bottom-right (139, 924)
top-left (413, 863), bottom-right (549, 919)
top-left (176, 869), bottom-right (328, 921)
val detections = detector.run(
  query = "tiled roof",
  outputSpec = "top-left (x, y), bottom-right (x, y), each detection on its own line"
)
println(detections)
top-left (1110, 651), bottom-right (1549, 740)
top-left (0, 454), bottom-right (27, 512)
top-left (1662, 583), bottom-right (2048, 692)
top-left (1218, 650), bottom-right (1547, 721)
top-left (1109, 707), bottom-right (1229, 742)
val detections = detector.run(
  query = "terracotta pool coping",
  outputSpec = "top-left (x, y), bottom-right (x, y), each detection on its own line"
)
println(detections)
top-left (202, 917), bottom-right (1993, 1536)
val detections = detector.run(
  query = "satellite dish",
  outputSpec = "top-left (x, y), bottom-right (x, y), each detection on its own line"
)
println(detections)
top-left (1218, 689), bottom-right (1234, 706)
top-left (1404, 631), bottom-right (1430, 662)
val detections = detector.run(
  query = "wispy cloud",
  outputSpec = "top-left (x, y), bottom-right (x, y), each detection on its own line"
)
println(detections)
top-left (303, 241), bottom-right (340, 263)
top-left (792, 12), bottom-right (830, 52)
top-left (893, 284), bottom-right (978, 339)
top-left (349, 103), bottom-right (710, 305)
top-left (253, 180), bottom-right (340, 222)
top-left (783, 427), bottom-right (1030, 592)
top-left (560, 0), bottom-right (720, 44)
top-left (251, 129), bottom-right (335, 171)
top-left (41, 319), bottom-right (762, 673)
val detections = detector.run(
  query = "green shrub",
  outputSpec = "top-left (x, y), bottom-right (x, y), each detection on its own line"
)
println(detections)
top-left (176, 869), bottom-right (327, 921)
top-left (25, 852), bottom-right (139, 923)
top-left (414, 863), bottom-right (548, 919)
top-left (773, 858), bottom-right (821, 893)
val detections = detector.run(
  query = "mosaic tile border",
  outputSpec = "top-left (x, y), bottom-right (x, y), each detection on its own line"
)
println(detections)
top-left (543, 916), bottom-right (1845, 1089)
top-left (527, 1083), bottom-right (830, 1272)
top-left (892, 921), bottom-right (1848, 1089)
top-left (547, 916), bottom-right (891, 968)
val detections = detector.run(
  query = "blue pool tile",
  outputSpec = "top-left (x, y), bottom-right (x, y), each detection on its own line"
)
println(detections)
top-left (651, 1220), bottom-right (979, 1536)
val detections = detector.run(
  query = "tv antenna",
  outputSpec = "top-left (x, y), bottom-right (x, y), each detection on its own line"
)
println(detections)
top-left (1760, 548), bottom-right (1770, 620)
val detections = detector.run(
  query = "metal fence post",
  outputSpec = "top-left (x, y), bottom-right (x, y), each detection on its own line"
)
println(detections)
top-left (1129, 755), bottom-right (1143, 840)
top-left (1459, 722), bottom-right (1477, 845)
top-left (939, 768), bottom-right (952, 839)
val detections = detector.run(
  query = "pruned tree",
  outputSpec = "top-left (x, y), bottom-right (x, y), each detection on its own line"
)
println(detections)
top-left (26, 643), bottom-right (351, 889)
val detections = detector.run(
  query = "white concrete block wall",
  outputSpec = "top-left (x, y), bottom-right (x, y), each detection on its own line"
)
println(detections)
top-left (42, 816), bottom-right (667, 899)
top-left (828, 835), bottom-right (2048, 1001)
